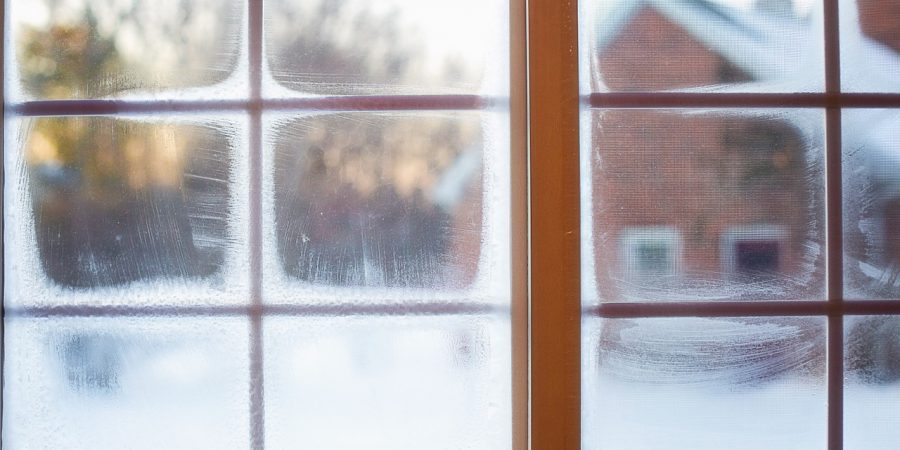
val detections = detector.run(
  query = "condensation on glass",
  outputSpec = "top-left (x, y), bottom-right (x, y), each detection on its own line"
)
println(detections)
top-left (262, 111), bottom-right (511, 304)
top-left (4, 116), bottom-right (250, 307)
top-left (581, 0), bottom-right (825, 93)
top-left (584, 109), bottom-right (825, 302)
top-left (844, 316), bottom-right (900, 449)
top-left (8, 0), bottom-right (245, 101)
top-left (4, 0), bottom-right (513, 447)
top-left (264, 0), bottom-right (509, 96)
top-left (3, 317), bottom-right (251, 449)
top-left (840, 0), bottom-right (900, 92)
top-left (263, 316), bottom-right (511, 449)
top-left (843, 110), bottom-right (900, 299)
top-left (582, 317), bottom-right (827, 450)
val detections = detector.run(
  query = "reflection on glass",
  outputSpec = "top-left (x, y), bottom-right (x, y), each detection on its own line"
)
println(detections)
top-left (21, 117), bottom-right (234, 289)
top-left (845, 316), bottom-right (900, 449)
top-left (586, 0), bottom-right (822, 92)
top-left (271, 113), bottom-right (483, 289)
top-left (583, 317), bottom-right (826, 450)
top-left (264, 316), bottom-right (511, 450)
top-left (265, 0), bottom-right (506, 95)
top-left (840, 0), bottom-right (900, 92)
top-left (587, 109), bottom-right (825, 302)
top-left (844, 110), bottom-right (900, 299)
top-left (10, 0), bottom-right (242, 100)
top-left (3, 317), bottom-right (250, 449)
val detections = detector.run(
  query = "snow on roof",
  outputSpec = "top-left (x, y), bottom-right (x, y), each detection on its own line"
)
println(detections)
top-left (594, 0), bottom-right (814, 82)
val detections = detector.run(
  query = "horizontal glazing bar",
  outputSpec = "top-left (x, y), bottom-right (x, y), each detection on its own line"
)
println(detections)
top-left (588, 93), bottom-right (900, 109)
top-left (5, 303), bottom-right (509, 318)
top-left (586, 300), bottom-right (900, 318)
top-left (7, 95), bottom-right (503, 116)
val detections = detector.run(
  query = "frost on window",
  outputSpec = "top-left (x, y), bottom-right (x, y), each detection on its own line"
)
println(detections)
top-left (844, 110), bottom-right (900, 299)
top-left (3, 317), bottom-right (251, 449)
top-left (9, 0), bottom-right (243, 100)
top-left (21, 117), bottom-right (235, 289)
top-left (264, 0), bottom-right (506, 96)
top-left (270, 113), bottom-right (484, 289)
top-left (586, 0), bottom-right (823, 93)
top-left (582, 317), bottom-right (827, 450)
top-left (587, 109), bottom-right (825, 302)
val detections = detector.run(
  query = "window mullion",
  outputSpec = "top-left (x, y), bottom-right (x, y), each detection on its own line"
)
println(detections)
top-left (528, 0), bottom-right (582, 449)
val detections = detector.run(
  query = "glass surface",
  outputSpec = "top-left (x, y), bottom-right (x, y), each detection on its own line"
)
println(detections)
top-left (844, 110), bottom-right (900, 299)
top-left (845, 316), bottom-right (900, 449)
top-left (582, 0), bottom-right (823, 93)
top-left (2, 317), bottom-right (250, 449)
top-left (264, 111), bottom-right (510, 301)
top-left (263, 315), bottom-right (511, 450)
top-left (8, 0), bottom-right (244, 101)
top-left (840, 0), bottom-right (900, 92)
top-left (584, 109), bottom-right (825, 302)
top-left (264, 0), bottom-right (508, 96)
top-left (5, 116), bottom-right (249, 307)
top-left (583, 316), bottom-right (827, 450)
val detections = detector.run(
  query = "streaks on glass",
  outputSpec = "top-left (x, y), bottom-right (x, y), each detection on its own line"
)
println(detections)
top-left (843, 110), bottom-right (900, 299)
top-left (587, 109), bottom-right (825, 302)
top-left (9, 0), bottom-right (243, 100)
top-left (270, 113), bottom-right (484, 289)
top-left (2, 317), bottom-right (251, 450)
top-left (585, 0), bottom-right (823, 93)
top-left (263, 316), bottom-right (511, 450)
top-left (264, 0), bottom-right (507, 95)
top-left (582, 316), bottom-right (827, 450)
top-left (16, 117), bottom-right (237, 291)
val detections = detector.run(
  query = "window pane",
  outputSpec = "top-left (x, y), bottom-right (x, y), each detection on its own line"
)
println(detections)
top-left (264, 111), bottom-right (509, 302)
top-left (264, 0), bottom-right (508, 96)
top-left (584, 109), bottom-right (825, 302)
top-left (583, 0), bottom-right (823, 93)
top-left (263, 315), bottom-right (511, 449)
top-left (843, 110), bottom-right (900, 299)
top-left (5, 116), bottom-right (249, 307)
top-left (583, 316), bottom-right (827, 450)
top-left (3, 317), bottom-right (250, 449)
top-left (840, 0), bottom-right (900, 92)
top-left (8, 0), bottom-right (244, 101)
top-left (845, 316), bottom-right (900, 449)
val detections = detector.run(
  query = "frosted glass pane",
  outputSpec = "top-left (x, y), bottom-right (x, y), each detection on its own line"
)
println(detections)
top-left (845, 316), bottom-right (900, 449)
top-left (264, 0), bottom-right (508, 95)
top-left (5, 116), bottom-right (249, 307)
top-left (8, 0), bottom-right (243, 101)
top-left (2, 317), bottom-right (250, 449)
top-left (266, 113), bottom-right (493, 293)
top-left (583, 0), bottom-right (823, 93)
top-left (583, 317), bottom-right (827, 450)
top-left (840, 0), bottom-right (900, 92)
top-left (263, 316), bottom-right (511, 450)
top-left (585, 109), bottom-right (825, 302)
top-left (843, 110), bottom-right (900, 299)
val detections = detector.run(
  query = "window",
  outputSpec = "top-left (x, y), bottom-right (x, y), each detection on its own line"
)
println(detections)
top-left (2, 0), bottom-right (525, 449)
top-left (6, 0), bottom-right (900, 449)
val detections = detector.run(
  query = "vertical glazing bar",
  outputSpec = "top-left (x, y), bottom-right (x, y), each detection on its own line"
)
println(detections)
top-left (248, 0), bottom-right (265, 449)
top-left (1, 0), bottom-right (6, 436)
top-left (510, 0), bottom-right (528, 449)
top-left (823, 0), bottom-right (843, 449)
top-left (528, 0), bottom-right (581, 448)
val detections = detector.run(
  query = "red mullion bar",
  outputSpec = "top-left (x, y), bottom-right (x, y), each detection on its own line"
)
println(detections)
top-left (588, 92), bottom-right (900, 109)
top-left (9, 95), bottom-right (499, 117)
top-left (586, 300), bottom-right (900, 319)
top-left (823, 0), bottom-right (844, 448)
top-left (3, 303), bottom-right (510, 319)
